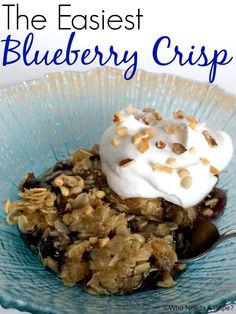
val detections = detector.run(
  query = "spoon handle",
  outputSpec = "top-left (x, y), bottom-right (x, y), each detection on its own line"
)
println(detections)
top-left (218, 229), bottom-right (236, 242)
top-left (177, 229), bottom-right (236, 263)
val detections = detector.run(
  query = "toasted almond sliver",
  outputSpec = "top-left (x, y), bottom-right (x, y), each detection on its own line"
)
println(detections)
top-left (143, 128), bottom-right (155, 138)
top-left (119, 158), bottom-right (135, 167)
top-left (166, 157), bottom-right (177, 167)
top-left (172, 143), bottom-right (187, 155)
top-left (132, 133), bottom-right (143, 145)
top-left (202, 130), bottom-right (218, 148)
top-left (126, 105), bottom-right (135, 114)
top-left (152, 112), bottom-right (162, 121)
top-left (210, 165), bottom-right (219, 175)
top-left (178, 168), bottom-right (190, 178)
top-left (156, 141), bottom-right (166, 149)
top-left (187, 116), bottom-right (197, 130)
top-left (138, 138), bottom-right (149, 153)
top-left (200, 157), bottom-right (210, 166)
top-left (111, 138), bottom-right (120, 146)
top-left (113, 112), bottom-right (125, 123)
top-left (143, 108), bottom-right (155, 113)
top-left (116, 127), bottom-right (128, 136)
top-left (152, 163), bottom-right (173, 174)
top-left (189, 147), bottom-right (196, 155)
top-left (181, 176), bottom-right (193, 189)
top-left (142, 113), bottom-right (158, 126)
top-left (173, 110), bottom-right (185, 119)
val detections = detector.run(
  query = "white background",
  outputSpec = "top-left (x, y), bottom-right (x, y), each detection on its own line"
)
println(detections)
top-left (0, 0), bottom-right (235, 95)
top-left (0, 0), bottom-right (236, 313)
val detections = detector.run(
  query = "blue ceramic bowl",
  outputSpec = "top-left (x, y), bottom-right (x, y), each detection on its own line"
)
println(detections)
top-left (0, 68), bottom-right (236, 314)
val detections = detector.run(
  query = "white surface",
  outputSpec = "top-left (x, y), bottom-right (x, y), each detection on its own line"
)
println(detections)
top-left (0, 0), bottom-right (236, 96)
top-left (100, 110), bottom-right (233, 207)
top-left (0, 0), bottom-right (236, 313)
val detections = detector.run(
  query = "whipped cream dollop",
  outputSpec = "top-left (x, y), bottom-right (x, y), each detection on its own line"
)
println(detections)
top-left (100, 107), bottom-right (233, 208)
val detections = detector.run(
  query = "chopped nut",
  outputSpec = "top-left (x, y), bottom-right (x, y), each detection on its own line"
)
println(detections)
top-left (99, 237), bottom-right (110, 248)
top-left (131, 133), bottom-right (143, 145)
top-left (126, 105), bottom-right (135, 114)
top-left (202, 208), bottom-right (214, 217)
top-left (187, 116), bottom-right (197, 129)
top-left (152, 163), bottom-right (173, 174)
top-left (205, 198), bottom-right (218, 207)
top-left (152, 112), bottom-right (162, 121)
top-left (178, 168), bottom-right (190, 178)
top-left (111, 138), bottom-right (120, 146)
top-left (138, 138), bottom-right (149, 153)
top-left (210, 165), bottom-right (219, 175)
top-left (173, 110), bottom-right (185, 119)
top-left (143, 107), bottom-right (155, 113)
top-left (95, 190), bottom-right (105, 199)
top-left (156, 141), bottom-right (166, 149)
top-left (181, 176), bottom-right (193, 189)
top-left (116, 127), bottom-right (128, 137)
top-left (202, 130), bottom-right (218, 148)
top-left (172, 143), bottom-right (187, 155)
top-left (166, 157), bottom-right (177, 167)
top-left (189, 147), bottom-right (196, 155)
top-left (163, 124), bottom-right (180, 135)
top-left (142, 111), bottom-right (162, 125)
top-left (143, 128), bottom-right (155, 138)
top-left (89, 237), bottom-right (98, 244)
top-left (113, 112), bottom-right (124, 123)
top-left (200, 157), bottom-right (210, 166)
top-left (119, 158), bottom-right (135, 167)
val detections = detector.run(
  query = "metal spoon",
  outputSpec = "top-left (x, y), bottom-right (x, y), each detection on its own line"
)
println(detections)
top-left (177, 219), bottom-right (236, 263)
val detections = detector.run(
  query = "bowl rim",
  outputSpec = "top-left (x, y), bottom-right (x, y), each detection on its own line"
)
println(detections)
top-left (0, 66), bottom-right (236, 100)
top-left (1, 67), bottom-right (236, 314)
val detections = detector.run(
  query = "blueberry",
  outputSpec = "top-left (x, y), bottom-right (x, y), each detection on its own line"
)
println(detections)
top-left (39, 237), bottom-right (62, 259)
top-left (22, 173), bottom-right (41, 190)
top-left (21, 172), bottom-right (53, 191)
top-left (89, 154), bottom-right (100, 161)
top-left (53, 159), bottom-right (74, 171)
top-left (127, 220), bottom-right (139, 233)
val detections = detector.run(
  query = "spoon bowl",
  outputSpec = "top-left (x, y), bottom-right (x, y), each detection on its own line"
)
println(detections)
top-left (177, 220), bottom-right (236, 263)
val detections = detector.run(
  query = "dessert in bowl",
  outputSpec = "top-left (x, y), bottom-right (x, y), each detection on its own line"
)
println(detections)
top-left (0, 68), bottom-right (236, 313)
top-left (4, 104), bottom-right (233, 295)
